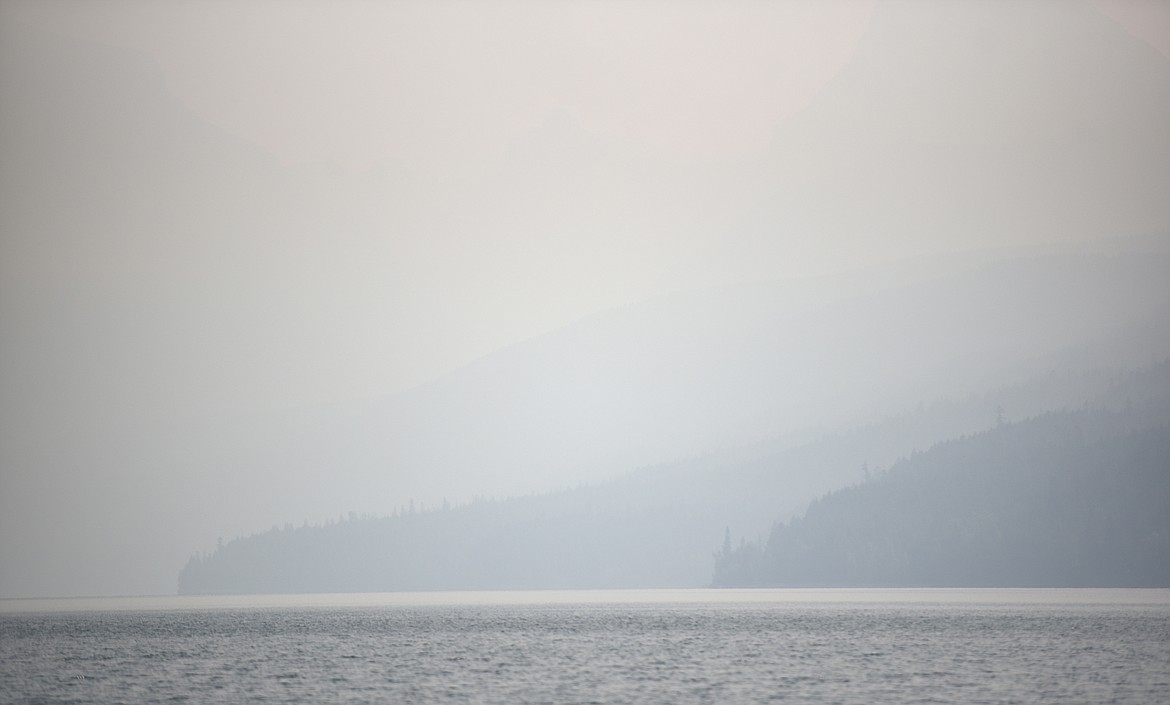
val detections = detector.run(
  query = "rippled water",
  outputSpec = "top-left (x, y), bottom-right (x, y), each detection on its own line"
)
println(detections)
top-left (3, 590), bottom-right (1169, 704)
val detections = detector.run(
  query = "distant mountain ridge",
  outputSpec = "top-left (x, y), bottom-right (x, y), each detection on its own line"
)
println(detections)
top-left (179, 360), bottom-right (1170, 594)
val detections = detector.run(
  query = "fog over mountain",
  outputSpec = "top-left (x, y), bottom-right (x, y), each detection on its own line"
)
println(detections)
top-left (1, 1), bottom-right (1168, 598)
top-left (179, 361), bottom-right (1170, 594)
top-left (285, 249), bottom-right (1170, 512)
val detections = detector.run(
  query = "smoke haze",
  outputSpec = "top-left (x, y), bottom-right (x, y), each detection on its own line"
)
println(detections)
top-left (1, 0), bottom-right (1168, 597)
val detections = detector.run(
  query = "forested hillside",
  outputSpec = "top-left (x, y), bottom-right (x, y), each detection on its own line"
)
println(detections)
top-left (180, 362), bottom-right (1170, 593)
top-left (714, 409), bottom-right (1170, 587)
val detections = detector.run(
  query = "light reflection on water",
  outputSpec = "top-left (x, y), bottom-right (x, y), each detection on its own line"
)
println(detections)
top-left (4, 587), bottom-right (1169, 612)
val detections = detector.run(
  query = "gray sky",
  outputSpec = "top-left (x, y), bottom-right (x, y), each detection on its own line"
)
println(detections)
top-left (3, 0), bottom-right (883, 397)
top-left (4, 0), bottom-right (1164, 397)
top-left (1, 0), bottom-right (1168, 597)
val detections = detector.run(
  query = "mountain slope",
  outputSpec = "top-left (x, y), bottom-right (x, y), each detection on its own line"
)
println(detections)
top-left (243, 0), bottom-right (1170, 514)
top-left (284, 250), bottom-right (1170, 513)
top-left (180, 361), bottom-right (1170, 593)
top-left (715, 409), bottom-right (1170, 588)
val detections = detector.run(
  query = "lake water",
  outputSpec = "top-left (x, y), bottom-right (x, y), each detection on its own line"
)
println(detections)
top-left (2, 589), bottom-right (1169, 704)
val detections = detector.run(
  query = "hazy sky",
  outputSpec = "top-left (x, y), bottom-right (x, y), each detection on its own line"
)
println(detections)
top-left (3, 0), bottom-right (1166, 394)
top-left (3, 0), bottom-right (894, 400)
top-left (1, 0), bottom-right (1168, 598)
top-left (11, 1), bottom-right (875, 167)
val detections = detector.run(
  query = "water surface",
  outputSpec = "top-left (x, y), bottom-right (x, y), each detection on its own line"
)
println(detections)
top-left (3, 589), bottom-right (1168, 704)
